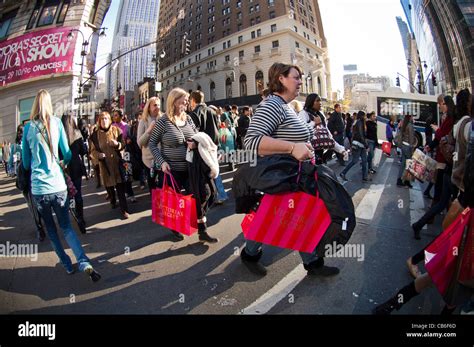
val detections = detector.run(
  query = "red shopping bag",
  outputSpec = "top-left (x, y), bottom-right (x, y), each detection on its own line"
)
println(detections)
top-left (458, 211), bottom-right (474, 288)
top-left (425, 208), bottom-right (472, 295)
top-left (151, 173), bottom-right (198, 236)
top-left (382, 141), bottom-right (391, 156)
top-left (241, 189), bottom-right (331, 254)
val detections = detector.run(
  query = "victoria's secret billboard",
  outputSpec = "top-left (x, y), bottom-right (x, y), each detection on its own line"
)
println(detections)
top-left (0, 27), bottom-right (77, 87)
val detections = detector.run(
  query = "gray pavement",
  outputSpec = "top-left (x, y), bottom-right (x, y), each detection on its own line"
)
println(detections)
top-left (0, 155), bottom-right (447, 315)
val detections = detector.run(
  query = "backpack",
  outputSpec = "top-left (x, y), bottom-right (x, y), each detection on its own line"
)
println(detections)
top-left (439, 131), bottom-right (455, 165)
top-left (15, 160), bottom-right (30, 193)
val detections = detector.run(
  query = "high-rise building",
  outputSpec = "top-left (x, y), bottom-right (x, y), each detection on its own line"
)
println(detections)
top-left (0, 0), bottom-right (110, 140)
top-left (156, 0), bottom-right (332, 107)
top-left (343, 74), bottom-right (391, 102)
top-left (396, 16), bottom-right (410, 59)
top-left (404, 0), bottom-right (473, 95)
top-left (108, 0), bottom-right (161, 104)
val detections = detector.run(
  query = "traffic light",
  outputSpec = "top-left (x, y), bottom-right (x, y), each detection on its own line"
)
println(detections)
top-left (396, 76), bottom-right (400, 87)
top-left (185, 39), bottom-right (191, 55)
top-left (432, 74), bottom-right (437, 87)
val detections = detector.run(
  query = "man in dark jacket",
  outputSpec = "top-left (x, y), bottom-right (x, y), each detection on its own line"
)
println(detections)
top-left (326, 104), bottom-right (345, 165)
top-left (189, 91), bottom-right (219, 145)
top-left (237, 106), bottom-right (251, 150)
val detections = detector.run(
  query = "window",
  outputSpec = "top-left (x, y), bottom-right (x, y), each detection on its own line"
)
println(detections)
top-left (57, 0), bottom-right (70, 24)
top-left (272, 40), bottom-right (279, 48)
top-left (254, 45), bottom-right (260, 53)
top-left (255, 4), bottom-right (260, 11)
top-left (225, 55), bottom-right (230, 62)
top-left (236, 0), bottom-right (242, 8)
top-left (239, 50), bottom-right (244, 58)
top-left (256, 16), bottom-right (261, 24)
top-left (0, 8), bottom-right (17, 39)
top-left (37, 0), bottom-right (61, 27)
top-left (295, 41), bottom-right (300, 48)
top-left (268, 0), bottom-right (275, 5)
top-left (256, 29), bottom-right (261, 37)
top-left (27, 1), bottom-right (41, 30)
top-left (210, 81), bottom-right (216, 101)
top-left (238, 35), bottom-right (243, 43)
top-left (255, 71), bottom-right (264, 94)
top-left (251, 31), bottom-right (255, 39)
top-left (269, 11), bottom-right (275, 19)
top-left (240, 74), bottom-right (247, 96)
top-left (271, 24), bottom-right (277, 32)
top-left (88, 0), bottom-right (100, 25)
top-left (249, 6), bottom-right (254, 14)
top-left (226, 78), bottom-right (232, 98)
top-left (19, 97), bottom-right (35, 124)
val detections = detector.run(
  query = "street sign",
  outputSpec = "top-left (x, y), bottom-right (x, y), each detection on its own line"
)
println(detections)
top-left (74, 96), bottom-right (89, 104)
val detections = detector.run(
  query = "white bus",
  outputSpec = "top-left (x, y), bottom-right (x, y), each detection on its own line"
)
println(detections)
top-left (367, 88), bottom-right (440, 148)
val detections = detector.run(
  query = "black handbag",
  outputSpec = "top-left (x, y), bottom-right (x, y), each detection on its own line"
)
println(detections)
top-left (15, 159), bottom-right (30, 192)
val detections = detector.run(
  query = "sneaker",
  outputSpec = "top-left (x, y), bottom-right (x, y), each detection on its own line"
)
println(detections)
top-left (339, 173), bottom-right (348, 181)
top-left (171, 231), bottom-right (184, 241)
top-left (84, 266), bottom-right (101, 282)
top-left (66, 267), bottom-right (75, 275)
top-left (397, 178), bottom-right (405, 187)
top-left (121, 211), bottom-right (130, 220)
top-left (198, 231), bottom-right (219, 243)
top-left (369, 169), bottom-right (377, 174)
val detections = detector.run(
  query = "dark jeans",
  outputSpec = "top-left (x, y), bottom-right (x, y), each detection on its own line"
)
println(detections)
top-left (72, 176), bottom-right (83, 206)
top-left (106, 183), bottom-right (129, 213)
top-left (367, 139), bottom-right (376, 170)
top-left (125, 181), bottom-right (135, 197)
top-left (414, 169), bottom-right (453, 230)
top-left (146, 166), bottom-right (159, 192)
top-left (341, 146), bottom-right (368, 179)
top-left (33, 190), bottom-right (91, 273)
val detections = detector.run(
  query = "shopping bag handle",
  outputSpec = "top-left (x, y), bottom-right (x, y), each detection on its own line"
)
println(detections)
top-left (163, 172), bottom-right (179, 192)
top-left (296, 161), bottom-right (319, 199)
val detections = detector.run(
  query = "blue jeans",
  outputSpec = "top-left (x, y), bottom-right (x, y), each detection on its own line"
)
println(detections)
top-left (341, 146), bottom-right (368, 179)
top-left (214, 175), bottom-right (228, 201)
top-left (367, 140), bottom-right (376, 170)
top-left (33, 191), bottom-right (91, 273)
top-left (244, 240), bottom-right (319, 265)
top-left (398, 144), bottom-right (413, 179)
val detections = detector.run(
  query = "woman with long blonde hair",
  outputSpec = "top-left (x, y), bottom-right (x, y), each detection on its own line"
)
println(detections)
top-left (149, 88), bottom-right (218, 243)
top-left (22, 89), bottom-right (100, 281)
top-left (137, 96), bottom-right (162, 191)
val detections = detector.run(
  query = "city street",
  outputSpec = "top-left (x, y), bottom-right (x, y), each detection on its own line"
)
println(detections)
top-left (0, 154), bottom-right (446, 315)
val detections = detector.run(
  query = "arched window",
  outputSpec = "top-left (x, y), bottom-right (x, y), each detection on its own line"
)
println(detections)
top-left (255, 70), bottom-right (264, 95)
top-left (226, 78), bottom-right (233, 99)
top-left (317, 76), bottom-right (322, 95)
top-left (240, 74), bottom-right (247, 97)
top-left (210, 81), bottom-right (216, 101)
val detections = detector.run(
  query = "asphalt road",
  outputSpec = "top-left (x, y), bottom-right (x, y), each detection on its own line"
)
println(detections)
top-left (0, 153), bottom-right (448, 315)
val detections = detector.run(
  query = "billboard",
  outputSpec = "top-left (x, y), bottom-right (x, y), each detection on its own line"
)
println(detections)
top-left (0, 26), bottom-right (77, 87)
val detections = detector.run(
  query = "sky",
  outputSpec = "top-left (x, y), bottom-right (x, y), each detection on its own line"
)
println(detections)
top-left (96, 0), bottom-right (410, 92)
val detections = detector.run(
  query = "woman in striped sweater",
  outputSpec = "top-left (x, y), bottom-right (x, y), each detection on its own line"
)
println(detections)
top-left (149, 88), bottom-right (218, 243)
top-left (240, 62), bottom-right (340, 277)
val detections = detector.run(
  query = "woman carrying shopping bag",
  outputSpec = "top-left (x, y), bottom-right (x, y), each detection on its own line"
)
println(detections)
top-left (22, 89), bottom-right (100, 281)
top-left (149, 88), bottom-right (218, 243)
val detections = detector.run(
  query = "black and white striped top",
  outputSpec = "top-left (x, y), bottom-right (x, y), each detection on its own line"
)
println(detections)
top-left (149, 115), bottom-right (197, 172)
top-left (244, 94), bottom-right (312, 153)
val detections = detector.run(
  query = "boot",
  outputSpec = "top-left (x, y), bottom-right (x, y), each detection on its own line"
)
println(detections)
top-left (198, 222), bottom-right (218, 243)
top-left (373, 282), bottom-right (419, 315)
top-left (240, 247), bottom-right (267, 276)
top-left (75, 201), bottom-right (87, 234)
top-left (304, 257), bottom-right (340, 277)
top-left (397, 178), bottom-right (405, 187)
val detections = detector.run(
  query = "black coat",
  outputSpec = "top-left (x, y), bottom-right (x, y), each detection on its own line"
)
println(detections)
top-left (66, 137), bottom-right (87, 181)
top-left (327, 112), bottom-right (345, 135)
top-left (188, 147), bottom-right (216, 219)
top-left (190, 104), bottom-right (219, 145)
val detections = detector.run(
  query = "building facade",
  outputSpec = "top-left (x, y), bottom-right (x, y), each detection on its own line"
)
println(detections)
top-left (156, 0), bottom-right (331, 108)
top-left (406, 0), bottom-right (473, 96)
top-left (343, 73), bottom-right (391, 103)
top-left (0, 0), bottom-right (110, 141)
top-left (108, 0), bottom-right (161, 100)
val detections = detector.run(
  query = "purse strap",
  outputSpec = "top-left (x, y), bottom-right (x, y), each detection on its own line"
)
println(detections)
top-left (296, 161), bottom-right (319, 199)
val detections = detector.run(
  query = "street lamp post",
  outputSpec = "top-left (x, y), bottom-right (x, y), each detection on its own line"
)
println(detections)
top-left (407, 59), bottom-right (427, 94)
top-left (151, 49), bottom-right (166, 97)
top-left (67, 27), bottom-right (107, 119)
